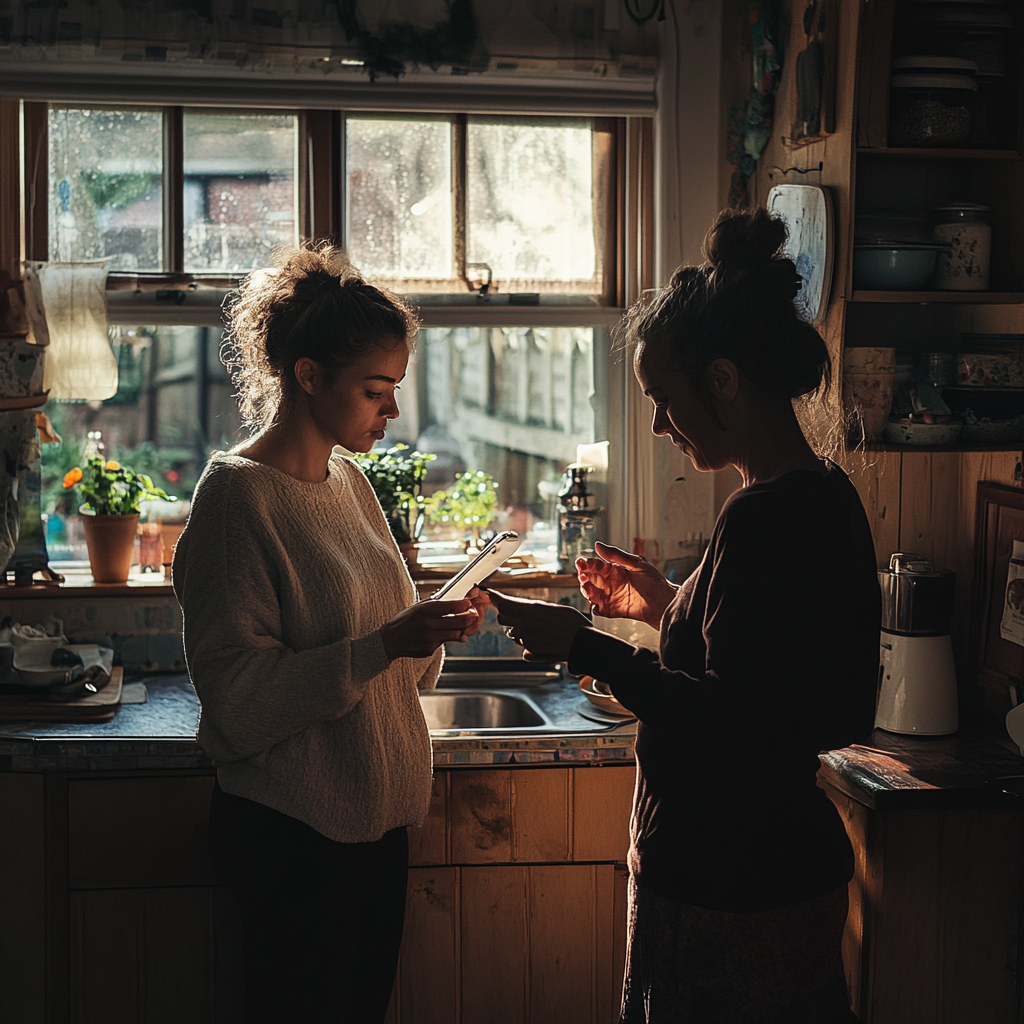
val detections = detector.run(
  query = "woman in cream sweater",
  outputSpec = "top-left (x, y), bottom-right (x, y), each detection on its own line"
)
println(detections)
top-left (173, 245), bottom-right (486, 1024)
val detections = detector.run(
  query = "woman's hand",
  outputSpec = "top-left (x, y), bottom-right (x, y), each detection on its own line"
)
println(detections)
top-left (576, 541), bottom-right (677, 630)
top-left (381, 587), bottom-right (487, 660)
top-left (487, 590), bottom-right (590, 663)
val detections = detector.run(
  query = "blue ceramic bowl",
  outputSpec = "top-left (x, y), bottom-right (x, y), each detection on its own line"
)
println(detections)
top-left (853, 244), bottom-right (945, 290)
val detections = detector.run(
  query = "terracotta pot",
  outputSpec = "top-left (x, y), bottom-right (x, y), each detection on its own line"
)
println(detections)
top-left (82, 513), bottom-right (139, 584)
top-left (399, 542), bottom-right (420, 573)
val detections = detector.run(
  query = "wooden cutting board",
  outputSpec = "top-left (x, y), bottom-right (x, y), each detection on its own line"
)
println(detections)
top-left (0, 667), bottom-right (123, 722)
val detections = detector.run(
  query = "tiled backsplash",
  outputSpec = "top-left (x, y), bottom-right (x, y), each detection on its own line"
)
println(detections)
top-left (0, 583), bottom-right (587, 670)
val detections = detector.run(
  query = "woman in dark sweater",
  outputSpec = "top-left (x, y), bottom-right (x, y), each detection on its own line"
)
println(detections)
top-left (489, 209), bottom-right (879, 1023)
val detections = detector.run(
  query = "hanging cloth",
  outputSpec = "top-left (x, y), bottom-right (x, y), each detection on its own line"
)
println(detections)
top-left (22, 261), bottom-right (118, 401)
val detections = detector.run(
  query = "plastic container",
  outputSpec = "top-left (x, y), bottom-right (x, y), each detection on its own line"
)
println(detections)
top-left (932, 203), bottom-right (991, 290)
top-left (889, 73), bottom-right (976, 146)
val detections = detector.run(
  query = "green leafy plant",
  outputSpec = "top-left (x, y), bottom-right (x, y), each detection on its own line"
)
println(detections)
top-left (352, 444), bottom-right (436, 545)
top-left (426, 470), bottom-right (499, 542)
top-left (63, 456), bottom-right (172, 516)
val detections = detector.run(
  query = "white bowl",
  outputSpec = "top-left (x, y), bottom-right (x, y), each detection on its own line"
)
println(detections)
top-left (883, 419), bottom-right (963, 446)
top-left (14, 664), bottom-right (71, 687)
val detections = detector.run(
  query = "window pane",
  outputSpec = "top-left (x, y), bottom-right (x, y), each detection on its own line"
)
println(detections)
top-left (346, 118), bottom-right (453, 281)
top-left (394, 327), bottom-right (596, 561)
top-left (49, 107), bottom-right (163, 271)
top-left (41, 325), bottom-right (242, 565)
top-left (467, 118), bottom-right (596, 288)
top-left (183, 111), bottom-right (298, 274)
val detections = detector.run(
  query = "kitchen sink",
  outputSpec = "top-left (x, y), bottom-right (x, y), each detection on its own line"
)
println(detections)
top-left (419, 688), bottom-right (553, 733)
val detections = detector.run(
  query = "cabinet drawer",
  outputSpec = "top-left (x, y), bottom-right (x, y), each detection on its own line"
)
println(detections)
top-left (68, 776), bottom-right (215, 889)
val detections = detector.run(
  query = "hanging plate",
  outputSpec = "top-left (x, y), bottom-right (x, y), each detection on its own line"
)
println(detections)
top-left (767, 184), bottom-right (835, 323)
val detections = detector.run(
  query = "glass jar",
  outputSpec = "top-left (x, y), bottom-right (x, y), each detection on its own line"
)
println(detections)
top-left (889, 74), bottom-right (976, 146)
top-left (932, 204), bottom-right (991, 291)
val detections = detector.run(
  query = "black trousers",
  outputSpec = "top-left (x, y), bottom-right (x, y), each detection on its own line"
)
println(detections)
top-left (209, 782), bottom-right (409, 1024)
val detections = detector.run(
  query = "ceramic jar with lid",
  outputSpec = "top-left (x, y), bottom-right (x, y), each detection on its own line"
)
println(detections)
top-left (890, 57), bottom-right (977, 146)
top-left (932, 203), bottom-right (991, 290)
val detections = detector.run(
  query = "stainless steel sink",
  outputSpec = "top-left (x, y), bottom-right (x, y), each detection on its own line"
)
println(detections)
top-left (419, 688), bottom-right (553, 734)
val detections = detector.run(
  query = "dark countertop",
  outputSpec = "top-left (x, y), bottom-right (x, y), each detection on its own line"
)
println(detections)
top-left (0, 673), bottom-right (636, 772)
top-left (820, 729), bottom-right (1024, 810)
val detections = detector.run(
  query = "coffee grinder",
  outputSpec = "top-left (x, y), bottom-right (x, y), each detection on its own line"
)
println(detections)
top-left (876, 552), bottom-right (958, 735)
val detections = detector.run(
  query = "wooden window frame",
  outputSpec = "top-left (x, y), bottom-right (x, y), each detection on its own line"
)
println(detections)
top-left (23, 102), bottom-right (629, 307)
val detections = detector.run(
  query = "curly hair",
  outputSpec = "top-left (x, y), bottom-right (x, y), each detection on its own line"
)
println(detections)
top-left (624, 208), bottom-right (830, 400)
top-left (222, 242), bottom-right (419, 431)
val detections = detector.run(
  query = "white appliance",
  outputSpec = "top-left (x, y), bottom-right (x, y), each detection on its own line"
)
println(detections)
top-left (875, 552), bottom-right (959, 736)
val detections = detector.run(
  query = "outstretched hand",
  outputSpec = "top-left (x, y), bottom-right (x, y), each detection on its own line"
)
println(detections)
top-left (576, 541), bottom-right (677, 630)
top-left (381, 587), bottom-right (488, 660)
top-left (487, 589), bottom-right (590, 663)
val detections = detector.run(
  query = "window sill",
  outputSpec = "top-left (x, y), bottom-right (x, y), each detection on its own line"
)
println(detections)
top-left (0, 567), bottom-right (579, 599)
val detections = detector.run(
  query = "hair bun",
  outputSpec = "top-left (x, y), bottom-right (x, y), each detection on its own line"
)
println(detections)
top-left (703, 208), bottom-right (787, 272)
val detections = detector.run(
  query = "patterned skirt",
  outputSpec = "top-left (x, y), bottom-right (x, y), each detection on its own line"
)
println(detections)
top-left (620, 876), bottom-right (857, 1024)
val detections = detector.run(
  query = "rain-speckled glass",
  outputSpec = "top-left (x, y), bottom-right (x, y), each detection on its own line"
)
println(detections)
top-left (183, 111), bottom-right (298, 273)
top-left (345, 118), bottom-right (453, 281)
top-left (467, 118), bottom-right (596, 286)
top-left (49, 107), bottom-right (163, 271)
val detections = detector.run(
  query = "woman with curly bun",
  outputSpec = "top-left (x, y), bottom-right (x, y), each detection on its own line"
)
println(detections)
top-left (173, 245), bottom-right (486, 1024)
top-left (490, 209), bottom-right (878, 1023)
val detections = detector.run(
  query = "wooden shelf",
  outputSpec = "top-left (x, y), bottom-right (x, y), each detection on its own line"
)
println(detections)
top-left (864, 443), bottom-right (1024, 454)
top-left (850, 291), bottom-right (1024, 304)
top-left (857, 148), bottom-right (1021, 161)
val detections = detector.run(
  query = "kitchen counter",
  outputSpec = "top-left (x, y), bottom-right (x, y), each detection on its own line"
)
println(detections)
top-left (0, 672), bottom-right (636, 772)
top-left (820, 728), bottom-right (1024, 810)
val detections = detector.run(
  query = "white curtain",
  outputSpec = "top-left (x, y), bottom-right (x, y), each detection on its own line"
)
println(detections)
top-left (23, 262), bottom-right (118, 402)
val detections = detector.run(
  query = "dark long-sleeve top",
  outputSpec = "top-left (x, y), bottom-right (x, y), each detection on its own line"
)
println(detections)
top-left (568, 464), bottom-right (880, 911)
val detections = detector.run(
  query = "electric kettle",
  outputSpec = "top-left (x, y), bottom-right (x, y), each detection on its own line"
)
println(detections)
top-left (875, 552), bottom-right (959, 736)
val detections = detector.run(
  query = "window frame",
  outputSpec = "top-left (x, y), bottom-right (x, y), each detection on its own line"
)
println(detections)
top-left (25, 101), bottom-right (623, 307)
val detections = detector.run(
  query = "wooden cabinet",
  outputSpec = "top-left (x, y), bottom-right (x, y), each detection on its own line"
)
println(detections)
top-left (392, 765), bottom-right (635, 1024)
top-left (823, 780), bottom-right (1024, 1023)
top-left (1, 763), bottom-right (636, 1024)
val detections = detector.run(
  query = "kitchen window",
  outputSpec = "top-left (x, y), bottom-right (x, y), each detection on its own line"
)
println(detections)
top-left (31, 103), bottom-right (631, 565)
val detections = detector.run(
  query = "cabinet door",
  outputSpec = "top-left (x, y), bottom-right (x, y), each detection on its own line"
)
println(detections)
top-left (70, 887), bottom-right (216, 1024)
top-left (394, 863), bottom-right (621, 1024)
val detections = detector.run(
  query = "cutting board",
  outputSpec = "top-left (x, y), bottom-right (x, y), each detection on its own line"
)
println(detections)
top-left (0, 667), bottom-right (123, 722)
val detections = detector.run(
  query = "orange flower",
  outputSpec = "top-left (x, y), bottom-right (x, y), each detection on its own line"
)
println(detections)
top-left (62, 467), bottom-right (83, 489)
top-left (105, 460), bottom-right (120, 471)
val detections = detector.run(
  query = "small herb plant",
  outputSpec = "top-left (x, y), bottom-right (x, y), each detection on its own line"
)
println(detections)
top-left (63, 456), bottom-right (171, 516)
top-left (352, 444), bottom-right (436, 545)
top-left (426, 470), bottom-right (499, 542)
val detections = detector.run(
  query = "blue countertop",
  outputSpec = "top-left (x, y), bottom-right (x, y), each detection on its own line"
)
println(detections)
top-left (0, 672), bottom-right (637, 772)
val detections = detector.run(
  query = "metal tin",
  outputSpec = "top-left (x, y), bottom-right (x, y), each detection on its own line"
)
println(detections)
top-left (879, 552), bottom-right (956, 635)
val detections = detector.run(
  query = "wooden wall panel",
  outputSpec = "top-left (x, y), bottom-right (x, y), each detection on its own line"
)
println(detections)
top-left (842, 450), bottom-right (901, 568)
top-left (867, 809), bottom-right (1022, 1024)
top-left (449, 771), bottom-right (513, 864)
top-left (399, 868), bottom-right (459, 1024)
top-left (70, 888), bottom-right (216, 1024)
top-left (572, 766), bottom-right (635, 863)
top-left (0, 773), bottom-right (47, 1024)
top-left (460, 866), bottom-right (528, 1024)
top-left (408, 773), bottom-right (447, 867)
top-left (513, 768), bottom-right (570, 863)
top-left (527, 865), bottom-right (601, 1024)
top-left (68, 776), bottom-right (215, 889)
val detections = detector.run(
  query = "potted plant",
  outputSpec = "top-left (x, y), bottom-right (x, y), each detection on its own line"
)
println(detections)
top-left (64, 456), bottom-right (171, 583)
top-left (352, 444), bottom-right (435, 566)
top-left (426, 470), bottom-right (499, 549)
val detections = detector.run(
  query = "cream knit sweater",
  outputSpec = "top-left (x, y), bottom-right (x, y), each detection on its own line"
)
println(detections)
top-left (172, 452), bottom-right (441, 843)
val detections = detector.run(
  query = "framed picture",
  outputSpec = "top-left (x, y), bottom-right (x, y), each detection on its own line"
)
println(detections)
top-left (974, 483), bottom-right (1024, 697)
